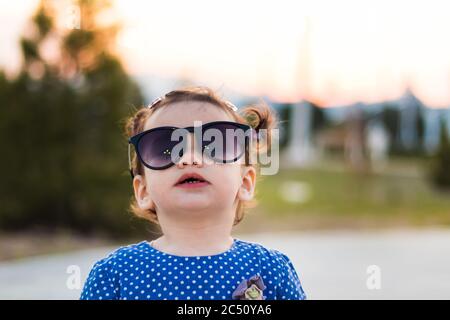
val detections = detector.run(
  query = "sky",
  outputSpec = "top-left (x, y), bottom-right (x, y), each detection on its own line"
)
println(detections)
top-left (1, 0), bottom-right (450, 107)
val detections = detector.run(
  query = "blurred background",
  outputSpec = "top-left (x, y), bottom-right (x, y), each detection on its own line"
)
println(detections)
top-left (0, 0), bottom-right (449, 299)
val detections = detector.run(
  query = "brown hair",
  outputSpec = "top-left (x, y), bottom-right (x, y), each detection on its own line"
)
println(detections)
top-left (123, 86), bottom-right (277, 227)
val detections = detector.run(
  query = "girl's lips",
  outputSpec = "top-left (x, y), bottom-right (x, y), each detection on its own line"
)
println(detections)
top-left (174, 172), bottom-right (210, 187)
top-left (174, 181), bottom-right (210, 189)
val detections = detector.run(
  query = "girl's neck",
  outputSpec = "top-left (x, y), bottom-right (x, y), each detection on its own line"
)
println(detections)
top-left (150, 227), bottom-right (235, 257)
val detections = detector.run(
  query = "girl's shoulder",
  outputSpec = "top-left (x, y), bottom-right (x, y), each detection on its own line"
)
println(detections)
top-left (109, 240), bottom-right (151, 258)
top-left (235, 239), bottom-right (301, 281)
top-left (87, 241), bottom-right (151, 272)
top-left (238, 239), bottom-right (307, 300)
top-left (236, 238), bottom-right (294, 262)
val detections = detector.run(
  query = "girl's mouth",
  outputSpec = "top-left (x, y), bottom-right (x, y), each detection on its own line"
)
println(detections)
top-left (174, 173), bottom-right (210, 189)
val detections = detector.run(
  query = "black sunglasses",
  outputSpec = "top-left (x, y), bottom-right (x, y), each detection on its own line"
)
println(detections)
top-left (128, 121), bottom-right (253, 178)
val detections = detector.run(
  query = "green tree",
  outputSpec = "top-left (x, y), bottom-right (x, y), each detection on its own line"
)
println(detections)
top-left (429, 120), bottom-right (450, 190)
top-left (310, 101), bottom-right (327, 133)
top-left (276, 103), bottom-right (292, 149)
top-left (381, 105), bottom-right (400, 154)
top-left (0, 0), bottom-right (146, 237)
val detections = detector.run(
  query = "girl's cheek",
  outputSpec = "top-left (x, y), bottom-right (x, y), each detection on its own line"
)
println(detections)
top-left (218, 167), bottom-right (243, 191)
top-left (144, 172), bottom-right (169, 196)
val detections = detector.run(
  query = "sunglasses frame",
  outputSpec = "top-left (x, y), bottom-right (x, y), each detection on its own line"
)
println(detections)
top-left (128, 121), bottom-right (253, 178)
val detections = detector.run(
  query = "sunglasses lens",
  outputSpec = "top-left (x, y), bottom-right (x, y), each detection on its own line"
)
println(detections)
top-left (134, 122), bottom-right (249, 169)
top-left (137, 129), bottom-right (183, 169)
top-left (202, 123), bottom-right (247, 163)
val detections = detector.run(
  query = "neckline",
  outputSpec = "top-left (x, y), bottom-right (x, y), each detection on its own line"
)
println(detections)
top-left (143, 237), bottom-right (239, 259)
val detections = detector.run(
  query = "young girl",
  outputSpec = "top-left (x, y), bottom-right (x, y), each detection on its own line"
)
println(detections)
top-left (80, 86), bottom-right (307, 300)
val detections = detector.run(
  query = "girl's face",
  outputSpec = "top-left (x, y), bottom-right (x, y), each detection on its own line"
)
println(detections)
top-left (132, 101), bottom-right (256, 224)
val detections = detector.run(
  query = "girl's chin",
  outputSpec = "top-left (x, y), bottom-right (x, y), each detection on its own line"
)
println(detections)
top-left (173, 202), bottom-right (211, 211)
top-left (171, 192), bottom-right (212, 201)
top-left (170, 200), bottom-right (224, 213)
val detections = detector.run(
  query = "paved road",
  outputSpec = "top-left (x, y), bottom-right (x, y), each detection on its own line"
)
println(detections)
top-left (1, 228), bottom-right (449, 299)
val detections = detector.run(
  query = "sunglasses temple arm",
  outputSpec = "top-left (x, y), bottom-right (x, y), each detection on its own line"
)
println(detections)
top-left (245, 135), bottom-right (249, 165)
top-left (128, 143), bottom-right (135, 180)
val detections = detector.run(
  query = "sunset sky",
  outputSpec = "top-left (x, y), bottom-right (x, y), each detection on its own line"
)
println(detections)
top-left (1, 0), bottom-right (449, 107)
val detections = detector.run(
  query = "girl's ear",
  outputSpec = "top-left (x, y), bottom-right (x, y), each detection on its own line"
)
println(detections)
top-left (133, 174), bottom-right (155, 209)
top-left (238, 166), bottom-right (257, 201)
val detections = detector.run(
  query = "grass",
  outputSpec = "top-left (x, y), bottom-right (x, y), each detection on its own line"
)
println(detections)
top-left (250, 161), bottom-right (450, 230)
top-left (2, 158), bottom-right (449, 261)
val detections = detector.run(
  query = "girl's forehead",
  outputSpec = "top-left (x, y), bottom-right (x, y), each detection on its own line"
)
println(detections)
top-left (144, 101), bottom-right (235, 130)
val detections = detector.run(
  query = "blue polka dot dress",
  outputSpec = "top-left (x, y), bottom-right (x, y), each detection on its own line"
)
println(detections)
top-left (80, 238), bottom-right (307, 300)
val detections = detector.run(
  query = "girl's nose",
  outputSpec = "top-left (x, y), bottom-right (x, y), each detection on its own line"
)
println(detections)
top-left (177, 134), bottom-right (203, 168)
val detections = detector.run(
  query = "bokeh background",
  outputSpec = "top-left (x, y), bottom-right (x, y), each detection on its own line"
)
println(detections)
top-left (0, 0), bottom-right (449, 299)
